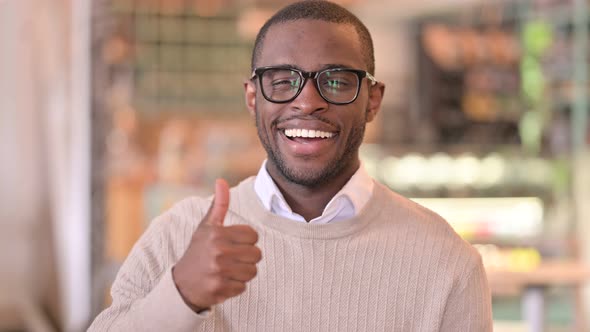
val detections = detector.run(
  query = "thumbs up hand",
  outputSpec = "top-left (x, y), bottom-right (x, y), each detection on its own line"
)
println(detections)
top-left (172, 179), bottom-right (262, 312)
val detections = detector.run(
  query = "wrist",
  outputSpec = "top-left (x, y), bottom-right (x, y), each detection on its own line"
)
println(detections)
top-left (171, 265), bottom-right (209, 313)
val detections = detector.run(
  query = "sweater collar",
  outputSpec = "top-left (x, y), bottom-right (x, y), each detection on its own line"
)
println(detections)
top-left (237, 177), bottom-right (388, 239)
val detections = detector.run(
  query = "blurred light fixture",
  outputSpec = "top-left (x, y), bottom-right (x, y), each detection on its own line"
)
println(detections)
top-left (449, 153), bottom-right (480, 188)
top-left (476, 153), bottom-right (505, 188)
top-left (395, 154), bottom-right (427, 190)
top-left (427, 153), bottom-right (453, 188)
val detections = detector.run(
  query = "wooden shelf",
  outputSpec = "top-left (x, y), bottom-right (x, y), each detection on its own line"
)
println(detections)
top-left (487, 260), bottom-right (590, 295)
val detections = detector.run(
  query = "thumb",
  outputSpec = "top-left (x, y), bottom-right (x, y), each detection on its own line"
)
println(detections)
top-left (205, 178), bottom-right (230, 226)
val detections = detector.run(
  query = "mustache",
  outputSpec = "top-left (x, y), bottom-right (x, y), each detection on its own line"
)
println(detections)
top-left (272, 114), bottom-right (338, 129)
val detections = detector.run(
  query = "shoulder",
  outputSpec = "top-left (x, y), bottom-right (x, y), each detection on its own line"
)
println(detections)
top-left (372, 181), bottom-right (450, 229)
top-left (159, 195), bottom-right (210, 228)
top-left (131, 195), bottom-right (210, 262)
top-left (372, 182), bottom-right (485, 286)
top-left (154, 177), bottom-right (257, 231)
top-left (372, 181), bottom-right (480, 258)
top-left (169, 194), bottom-right (211, 216)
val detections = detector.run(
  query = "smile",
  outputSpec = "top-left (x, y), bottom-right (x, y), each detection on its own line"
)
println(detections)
top-left (284, 128), bottom-right (336, 139)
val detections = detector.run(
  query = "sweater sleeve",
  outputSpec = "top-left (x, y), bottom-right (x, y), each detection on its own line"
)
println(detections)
top-left (88, 205), bottom-right (209, 331)
top-left (440, 255), bottom-right (493, 332)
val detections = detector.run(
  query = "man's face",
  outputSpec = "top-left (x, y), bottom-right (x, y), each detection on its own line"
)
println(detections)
top-left (245, 19), bottom-right (384, 187)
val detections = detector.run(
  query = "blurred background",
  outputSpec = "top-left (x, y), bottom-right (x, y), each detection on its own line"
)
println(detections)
top-left (1, 0), bottom-right (590, 331)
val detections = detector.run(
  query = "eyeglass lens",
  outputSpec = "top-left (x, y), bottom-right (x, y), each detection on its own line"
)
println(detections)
top-left (260, 69), bottom-right (360, 103)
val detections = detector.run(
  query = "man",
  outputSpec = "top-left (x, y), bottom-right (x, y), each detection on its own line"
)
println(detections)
top-left (89, 1), bottom-right (492, 331)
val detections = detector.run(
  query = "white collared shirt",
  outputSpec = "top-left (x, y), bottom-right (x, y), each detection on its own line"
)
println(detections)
top-left (253, 160), bottom-right (374, 224)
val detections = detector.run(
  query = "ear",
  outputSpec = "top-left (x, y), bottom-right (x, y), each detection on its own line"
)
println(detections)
top-left (244, 80), bottom-right (257, 117)
top-left (365, 82), bottom-right (385, 123)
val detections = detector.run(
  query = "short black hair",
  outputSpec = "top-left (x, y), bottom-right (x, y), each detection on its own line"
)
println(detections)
top-left (251, 0), bottom-right (375, 75)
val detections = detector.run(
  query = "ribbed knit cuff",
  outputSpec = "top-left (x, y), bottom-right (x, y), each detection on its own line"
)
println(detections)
top-left (140, 268), bottom-right (210, 331)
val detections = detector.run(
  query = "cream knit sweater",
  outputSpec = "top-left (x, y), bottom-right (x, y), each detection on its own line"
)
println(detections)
top-left (89, 177), bottom-right (492, 331)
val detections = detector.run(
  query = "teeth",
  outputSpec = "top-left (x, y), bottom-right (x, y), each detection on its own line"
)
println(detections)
top-left (284, 129), bottom-right (335, 138)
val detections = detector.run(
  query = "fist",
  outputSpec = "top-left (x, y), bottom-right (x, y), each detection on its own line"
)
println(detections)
top-left (172, 179), bottom-right (262, 312)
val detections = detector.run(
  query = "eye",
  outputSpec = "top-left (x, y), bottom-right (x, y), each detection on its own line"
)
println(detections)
top-left (320, 76), bottom-right (354, 91)
top-left (272, 78), bottom-right (299, 87)
top-left (319, 70), bottom-right (357, 91)
top-left (323, 78), bottom-right (349, 88)
top-left (264, 69), bottom-right (301, 90)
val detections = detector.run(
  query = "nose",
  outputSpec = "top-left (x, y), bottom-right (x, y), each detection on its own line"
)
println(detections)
top-left (291, 78), bottom-right (329, 114)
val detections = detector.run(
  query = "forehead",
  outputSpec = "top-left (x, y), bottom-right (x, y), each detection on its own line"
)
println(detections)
top-left (257, 19), bottom-right (365, 71)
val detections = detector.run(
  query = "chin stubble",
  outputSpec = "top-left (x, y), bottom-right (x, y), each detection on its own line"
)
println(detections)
top-left (255, 111), bottom-right (366, 188)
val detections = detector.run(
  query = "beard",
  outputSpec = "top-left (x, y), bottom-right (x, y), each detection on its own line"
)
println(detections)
top-left (255, 110), bottom-right (367, 188)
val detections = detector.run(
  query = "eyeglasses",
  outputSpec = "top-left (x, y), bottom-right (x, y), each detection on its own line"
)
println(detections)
top-left (250, 66), bottom-right (378, 105)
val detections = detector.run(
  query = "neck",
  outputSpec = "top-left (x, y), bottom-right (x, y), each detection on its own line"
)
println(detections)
top-left (266, 160), bottom-right (360, 222)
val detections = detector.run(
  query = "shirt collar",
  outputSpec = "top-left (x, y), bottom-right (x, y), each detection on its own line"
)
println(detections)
top-left (253, 160), bottom-right (291, 212)
top-left (253, 160), bottom-right (374, 223)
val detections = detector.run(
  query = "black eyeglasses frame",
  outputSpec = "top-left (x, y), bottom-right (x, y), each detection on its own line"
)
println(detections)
top-left (250, 66), bottom-right (378, 105)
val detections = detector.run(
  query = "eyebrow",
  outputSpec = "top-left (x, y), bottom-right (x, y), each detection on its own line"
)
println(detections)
top-left (265, 63), bottom-right (357, 71)
top-left (322, 63), bottom-right (355, 70)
